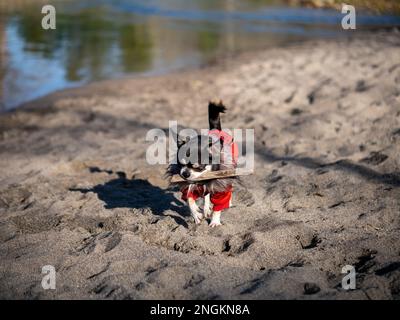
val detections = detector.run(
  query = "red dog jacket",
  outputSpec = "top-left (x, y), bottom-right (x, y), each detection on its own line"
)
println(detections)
top-left (181, 185), bottom-right (233, 211)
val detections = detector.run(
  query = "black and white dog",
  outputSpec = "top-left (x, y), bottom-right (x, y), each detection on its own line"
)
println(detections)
top-left (166, 101), bottom-right (238, 227)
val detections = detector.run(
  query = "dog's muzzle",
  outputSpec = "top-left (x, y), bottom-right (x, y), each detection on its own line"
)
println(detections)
top-left (180, 168), bottom-right (191, 179)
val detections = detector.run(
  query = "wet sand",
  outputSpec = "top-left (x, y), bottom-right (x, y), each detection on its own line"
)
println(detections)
top-left (0, 30), bottom-right (400, 299)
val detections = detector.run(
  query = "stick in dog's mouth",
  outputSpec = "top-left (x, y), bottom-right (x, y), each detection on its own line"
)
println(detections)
top-left (170, 169), bottom-right (251, 183)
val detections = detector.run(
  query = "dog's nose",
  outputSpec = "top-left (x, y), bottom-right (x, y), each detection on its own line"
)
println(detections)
top-left (180, 168), bottom-right (191, 179)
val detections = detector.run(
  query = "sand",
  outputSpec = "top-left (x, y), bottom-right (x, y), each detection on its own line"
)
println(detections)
top-left (0, 30), bottom-right (399, 300)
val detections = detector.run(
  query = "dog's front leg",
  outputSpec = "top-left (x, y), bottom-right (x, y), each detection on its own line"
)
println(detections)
top-left (209, 210), bottom-right (221, 227)
top-left (204, 194), bottom-right (212, 218)
top-left (188, 198), bottom-right (203, 224)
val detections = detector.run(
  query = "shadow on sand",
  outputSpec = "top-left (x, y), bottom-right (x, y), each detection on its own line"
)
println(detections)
top-left (256, 146), bottom-right (400, 187)
top-left (70, 167), bottom-right (190, 228)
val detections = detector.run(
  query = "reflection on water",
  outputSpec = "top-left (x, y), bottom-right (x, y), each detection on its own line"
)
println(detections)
top-left (1, 0), bottom-right (399, 110)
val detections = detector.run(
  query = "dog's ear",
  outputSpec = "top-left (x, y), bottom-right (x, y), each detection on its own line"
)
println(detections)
top-left (170, 125), bottom-right (189, 148)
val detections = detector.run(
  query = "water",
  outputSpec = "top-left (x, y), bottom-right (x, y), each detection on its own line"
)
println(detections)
top-left (1, 0), bottom-right (399, 110)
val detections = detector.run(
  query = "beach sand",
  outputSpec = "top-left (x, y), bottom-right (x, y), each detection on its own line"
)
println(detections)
top-left (0, 30), bottom-right (399, 299)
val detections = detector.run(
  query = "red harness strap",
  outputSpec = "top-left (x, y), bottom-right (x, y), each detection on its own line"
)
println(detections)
top-left (208, 129), bottom-right (239, 166)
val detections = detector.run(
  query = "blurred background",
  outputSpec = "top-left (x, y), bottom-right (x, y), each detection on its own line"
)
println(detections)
top-left (0, 0), bottom-right (399, 111)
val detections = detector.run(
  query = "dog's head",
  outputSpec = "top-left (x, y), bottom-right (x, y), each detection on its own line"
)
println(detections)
top-left (175, 134), bottom-right (222, 181)
top-left (166, 100), bottom-right (234, 186)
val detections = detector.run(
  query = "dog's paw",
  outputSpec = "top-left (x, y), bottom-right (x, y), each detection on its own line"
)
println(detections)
top-left (209, 211), bottom-right (221, 227)
top-left (209, 221), bottom-right (222, 228)
top-left (191, 208), bottom-right (204, 224)
top-left (188, 198), bottom-right (204, 224)
top-left (193, 212), bottom-right (204, 224)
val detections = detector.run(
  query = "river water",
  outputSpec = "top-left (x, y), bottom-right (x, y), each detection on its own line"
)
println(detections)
top-left (1, 0), bottom-right (399, 110)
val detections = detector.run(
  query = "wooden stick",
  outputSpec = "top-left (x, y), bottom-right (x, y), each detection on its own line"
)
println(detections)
top-left (170, 169), bottom-right (252, 183)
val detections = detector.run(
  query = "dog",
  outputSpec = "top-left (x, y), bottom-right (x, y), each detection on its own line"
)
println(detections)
top-left (166, 101), bottom-right (238, 227)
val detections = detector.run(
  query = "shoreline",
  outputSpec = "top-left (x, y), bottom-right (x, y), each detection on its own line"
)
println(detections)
top-left (1, 30), bottom-right (400, 299)
top-left (3, 28), bottom-right (399, 113)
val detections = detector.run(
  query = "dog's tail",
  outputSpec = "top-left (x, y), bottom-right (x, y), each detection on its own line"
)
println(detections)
top-left (208, 100), bottom-right (226, 131)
